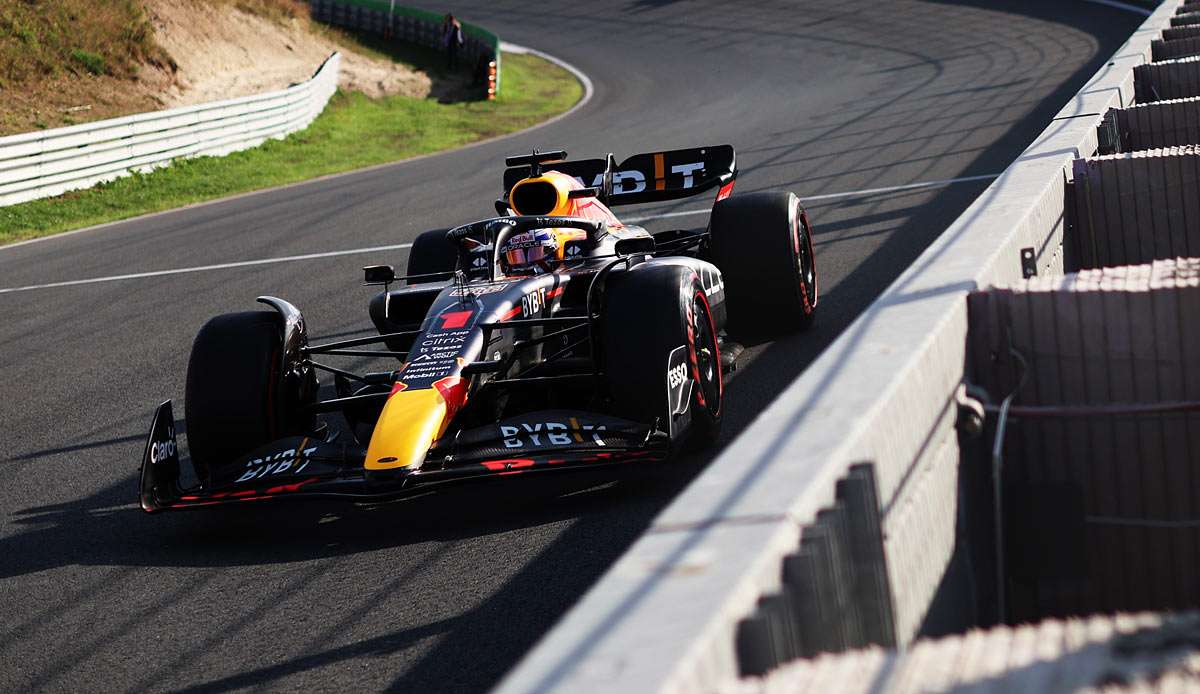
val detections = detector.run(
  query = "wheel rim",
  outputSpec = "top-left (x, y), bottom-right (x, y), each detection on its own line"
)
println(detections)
top-left (691, 293), bottom-right (721, 414)
top-left (794, 208), bottom-right (816, 310)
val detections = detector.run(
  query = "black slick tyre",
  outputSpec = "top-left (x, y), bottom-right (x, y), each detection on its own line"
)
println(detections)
top-left (406, 228), bottom-right (457, 283)
top-left (602, 264), bottom-right (723, 449)
top-left (708, 190), bottom-right (818, 338)
top-left (184, 311), bottom-right (311, 487)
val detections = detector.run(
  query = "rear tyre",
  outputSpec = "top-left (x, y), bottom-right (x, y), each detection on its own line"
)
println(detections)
top-left (708, 191), bottom-right (818, 339)
top-left (184, 311), bottom-right (315, 487)
top-left (602, 264), bottom-right (723, 449)
top-left (407, 228), bottom-right (457, 283)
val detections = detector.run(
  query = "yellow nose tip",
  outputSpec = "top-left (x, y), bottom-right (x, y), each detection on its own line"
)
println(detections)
top-left (364, 389), bottom-right (447, 471)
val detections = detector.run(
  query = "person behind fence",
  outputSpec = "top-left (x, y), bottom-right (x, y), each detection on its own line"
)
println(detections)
top-left (442, 13), bottom-right (464, 69)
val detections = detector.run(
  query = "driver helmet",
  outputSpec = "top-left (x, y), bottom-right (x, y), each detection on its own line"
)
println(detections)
top-left (499, 229), bottom-right (561, 275)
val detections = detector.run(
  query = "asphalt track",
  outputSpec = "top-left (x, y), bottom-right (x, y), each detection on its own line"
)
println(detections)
top-left (0, 2), bottom-right (1141, 691)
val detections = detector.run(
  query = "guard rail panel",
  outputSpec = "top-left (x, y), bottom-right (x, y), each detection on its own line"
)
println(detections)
top-left (0, 53), bottom-right (340, 208)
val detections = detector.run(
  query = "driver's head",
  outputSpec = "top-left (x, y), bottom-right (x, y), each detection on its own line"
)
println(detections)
top-left (499, 228), bottom-right (590, 276)
top-left (499, 229), bottom-right (560, 275)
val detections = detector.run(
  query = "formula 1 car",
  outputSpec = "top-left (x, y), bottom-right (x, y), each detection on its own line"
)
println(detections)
top-left (138, 145), bottom-right (818, 512)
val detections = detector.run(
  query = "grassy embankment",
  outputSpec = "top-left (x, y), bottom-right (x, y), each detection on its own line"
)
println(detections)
top-left (0, 5), bottom-right (582, 245)
top-left (0, 0), bottom-right (172, 133)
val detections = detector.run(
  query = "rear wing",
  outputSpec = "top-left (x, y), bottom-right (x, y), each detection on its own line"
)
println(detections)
top-left (502, 145), bottom-right (736, 206)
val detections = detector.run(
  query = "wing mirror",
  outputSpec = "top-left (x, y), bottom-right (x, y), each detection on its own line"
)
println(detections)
top-left (363, 265), bottom-right (395, 286)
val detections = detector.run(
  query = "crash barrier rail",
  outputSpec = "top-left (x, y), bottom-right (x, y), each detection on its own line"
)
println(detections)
top-left (0, 53), bottom-right (340, 209)
top-left (309, 0), bottom-right (501, 99)
top-left (494, 2), bottom-right (1187, 693)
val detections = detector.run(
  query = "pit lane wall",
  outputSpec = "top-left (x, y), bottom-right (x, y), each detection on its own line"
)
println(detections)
top-left (0, 54), bottom-right (339, 208)
top-left (494, 2), bottom-right (1184, 693)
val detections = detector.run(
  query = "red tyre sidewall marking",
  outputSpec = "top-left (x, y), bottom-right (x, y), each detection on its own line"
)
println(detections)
top-left (690, 287), bottom-right (723, 417)
top-left (684, 281), bottom-right (705, 409)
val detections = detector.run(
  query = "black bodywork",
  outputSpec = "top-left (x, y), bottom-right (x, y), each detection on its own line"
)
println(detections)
top-left (139, 146), bottom-right (740, 512)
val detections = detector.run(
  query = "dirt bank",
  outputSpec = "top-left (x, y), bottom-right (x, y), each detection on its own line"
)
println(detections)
top-left (146, 0), bottom-right (431, 106)
top-left (0, 0), bottom-right (432, 136)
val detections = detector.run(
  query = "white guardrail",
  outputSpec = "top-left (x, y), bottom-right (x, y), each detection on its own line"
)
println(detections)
top-left (495, 2), bottom-right (1180, 693)
top-left (0, 53), bottom-right (340, 208)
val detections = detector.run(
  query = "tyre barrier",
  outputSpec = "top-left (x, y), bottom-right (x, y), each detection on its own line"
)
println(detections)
top-left (308, 0), bottom-right (501, 99)
top-left (966, 259), bottom-right (1200, 625)
top-left (1135, 55), bottom-right (1200, 101)
top-left (1151, 34), bottom-right (1200, 60)
top-left (1069, 146), bottom-right (1200, 270)
top-left (1163, 24), bottom-right (1200, 40)
top-left (1171, 11), bottom-right (1200, 26)
top-left (1110, 97), bottom-right (1200, 150)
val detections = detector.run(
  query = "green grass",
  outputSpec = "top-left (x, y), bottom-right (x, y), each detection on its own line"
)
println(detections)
top-left (0, 0), bottom-right (166, 83)
top-left (0, 51), bottom-right (582, 245)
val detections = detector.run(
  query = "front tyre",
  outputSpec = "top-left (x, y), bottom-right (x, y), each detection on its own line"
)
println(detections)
top-left (708, 190), bottom-right (818, 339)
top-left (184, 311), bottom-right (315, 487)
top-left (602, 264), bottom-right (723, 450)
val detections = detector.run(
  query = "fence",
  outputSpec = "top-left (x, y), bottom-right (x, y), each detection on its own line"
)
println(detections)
top-left (0, 53), bottom-right (340, 208)
top-left (309, 0), bottom-right (501, 98)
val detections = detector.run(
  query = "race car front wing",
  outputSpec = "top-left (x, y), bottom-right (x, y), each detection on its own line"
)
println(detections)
top-left (138, 401), bottom-right (669, 512)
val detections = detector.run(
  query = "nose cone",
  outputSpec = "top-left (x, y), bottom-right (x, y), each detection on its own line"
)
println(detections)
top-left (364, 388), bottom-right (447, 471)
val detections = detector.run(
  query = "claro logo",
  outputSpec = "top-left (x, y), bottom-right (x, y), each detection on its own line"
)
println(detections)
top-left (149, 438), bottom-right (176, 464)
top-left (501, 420), bottom-right (607, 448)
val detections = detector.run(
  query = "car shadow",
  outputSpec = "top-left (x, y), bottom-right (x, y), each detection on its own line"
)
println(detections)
top-left (0, 451), bottom-right (699, 581)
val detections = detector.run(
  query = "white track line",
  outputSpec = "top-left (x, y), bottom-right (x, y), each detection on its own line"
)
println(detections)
top-left (1079, 0), bottom-right (1151, 15)
top-left (0, 43), bottom-right (593, 255)
top-left (622, 172), bottom-right (1001, 223)
top-left (0, 173), bottom-right (1005, 295)
top-left (500, 41), bottom-right (595, 124)
top-left (0, 243), bottom-right (412, 295)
